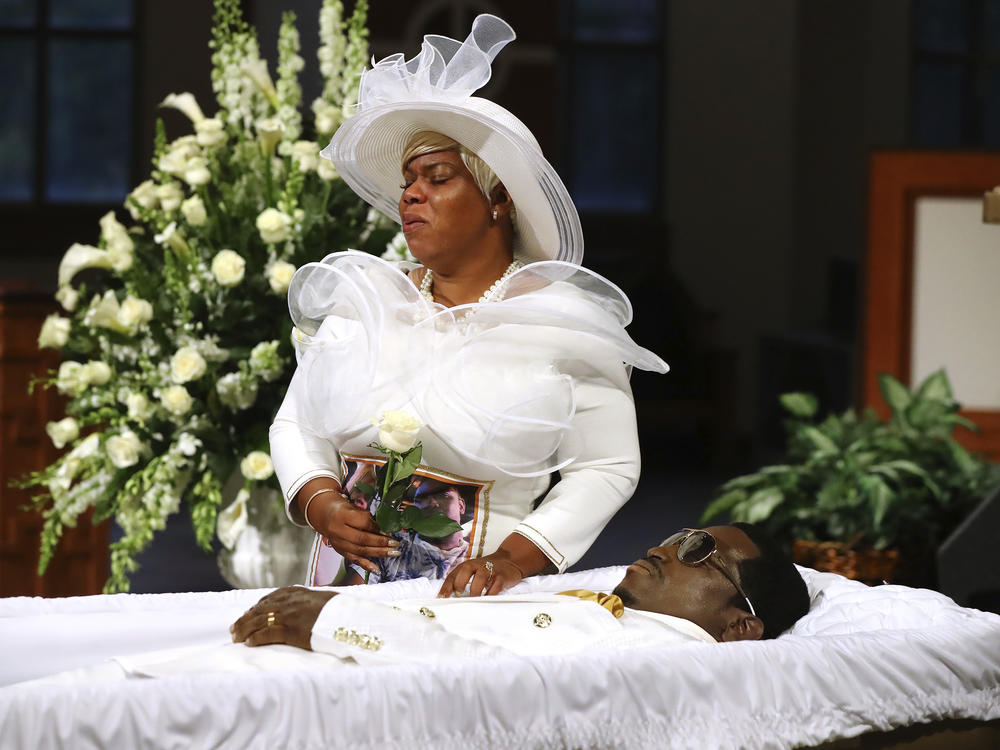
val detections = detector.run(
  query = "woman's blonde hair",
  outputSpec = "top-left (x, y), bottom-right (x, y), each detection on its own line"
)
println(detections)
top-left (401, 131), bottom-right (501, 201)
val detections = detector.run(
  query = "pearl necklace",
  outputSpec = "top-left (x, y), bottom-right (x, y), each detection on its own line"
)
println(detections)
top-left (420, 259), bottom-right (523, 305)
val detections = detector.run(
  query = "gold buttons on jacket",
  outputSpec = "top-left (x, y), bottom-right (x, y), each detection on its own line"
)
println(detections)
top-left (333, 627), bottom-right (383, 651)
top-left (419, 607), bottom-right (436, 619)
top-left (533, 613), bottom-right (552, 628)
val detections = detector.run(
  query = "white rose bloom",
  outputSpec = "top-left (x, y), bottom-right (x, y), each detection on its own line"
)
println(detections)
top-left (160, 92), bottom-right (205, 124)
top-left (160, 385), bottom-right (193, 416)
top-left (46, 417), bottom-right (79, 449)
top-left (106, 429), bottom-right (143, 469)
top-left (194, 117), bottom-right (227, 147)
top-left (176, 432), bottom-right (201, 456)
top-left (125, 392), bottom-right (153, 421)
top-left (266, 260), bottom-right (295, 294)
top-left (240, 450), bottom-right (274, 481)
top-left (155, 182), bottom-right (184, 212)
top-left (181, 194), bottom-right (207, 226)
top-left (216, 487), bottom-right (249, 550)
top-left (371, 410), bottom-right (422, 453)
top-left (38, 314), bottom-right (71, 349)
top-left (55, 285), bottom-right (79, 312)
top-left (256, 208), bottom-right (293, 244)
top-left (211, 249), bottom-right (246, 287)
top-left (316, 158), bottom-right (339, 181)
top-left (56, 361), bottom-right (87, 396)
top-left (117, 295), bottom-right (154, 334)
top-left (81, 360), bottom-right (112, 386)
top-left (183, 157), bottom-right (212, 186)
top-left (290, 140), bottom-right (318, 172)
top-left (170, 346), bottom-right (207, 383)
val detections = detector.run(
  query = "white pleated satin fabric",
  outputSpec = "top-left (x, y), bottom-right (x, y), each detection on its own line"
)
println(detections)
top-left (2, 566), bottom-right (998, 750)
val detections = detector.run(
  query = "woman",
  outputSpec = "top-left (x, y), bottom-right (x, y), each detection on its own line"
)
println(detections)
top-left (269, 14), bottom-right (668, 596)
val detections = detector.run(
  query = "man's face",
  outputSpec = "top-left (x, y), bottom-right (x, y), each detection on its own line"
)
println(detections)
top-left (612, 526), bottom-right (761, 641)
top-left (416, 488), bottom-right (465, 523)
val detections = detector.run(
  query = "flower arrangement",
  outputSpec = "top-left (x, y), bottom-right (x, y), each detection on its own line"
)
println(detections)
top-left (20, 0), bottom-right (411, 593)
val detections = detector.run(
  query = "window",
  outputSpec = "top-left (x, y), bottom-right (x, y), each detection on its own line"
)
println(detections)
top-left (0, 0), bottom-right (137, 204)
top-left (912, 0), bottom-right (1000, 146)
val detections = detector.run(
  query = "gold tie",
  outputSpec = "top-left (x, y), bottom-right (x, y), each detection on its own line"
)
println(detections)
top-left (557, 589), bottom-right (625, 618)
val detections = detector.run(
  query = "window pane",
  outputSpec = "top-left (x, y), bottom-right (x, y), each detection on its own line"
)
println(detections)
top-left (0, 0), bottom-right (37, 27)
top-left (987, 0), bottom-right (1000, 52)
top-left (0, 38), bottom-right (35, 200)
top-left (573, 0), bottom-right (659, 43)
top-left (912, 63), bottom-right (966, 146)
top-left (50, 0), bottom-right (132, 29)
top-left (570, 50), bottom-right (658, 212)
top-left (914, 0), bottom-right (968, 54)
top-left (46, 39), bottom-right (132, 202)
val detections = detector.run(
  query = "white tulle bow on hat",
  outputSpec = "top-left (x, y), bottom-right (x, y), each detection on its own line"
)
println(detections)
top-left (321, 14), bottom-right (584, 265)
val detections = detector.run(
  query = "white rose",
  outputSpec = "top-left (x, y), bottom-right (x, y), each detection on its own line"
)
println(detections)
top-left (170, 346), bottom-right (207, 383)
top-left (181, 195), bottom-right (207, 226)
top-left (155, 183), bottom-right (184, 212)
top-left (160, 385), bottom-right (193, 416)
top-left (117, 295), bottom-right (154, 333)
top-left (256, 208), bottom-right (293, 244)
top-left (46, 417), bottom-right (79, 449)
top-left (125, 392), bottom-right (153, 421)
top-left (216, 487), bottom-right (249, 550)
top-left (371, 410), bottom-right (422, 453)
top-left (266, 260), bottom-right (295, 294)
top-left (316, 158), bottom-right (339, 181)
top-left (106, 429), bottom-right (142, 469)
top-left (211, 249), bottom-right (245, 287)
top-left (240, 450), bottom-right (274, 481)
top-left (195, 117), bottom-right (227, 147)
top-left (81, 360), bottom-right (112, 386)
top-left (290, 140), bottom-right (319, 172)
top-left (160, 92), bottom-right (205, 124)
top-left (55, 286), bottom-right (79, 312)
top-left (56, 361), bottom-right (87, 396)
top-left (38, 314), bottom-right (71, 349)
top-left (183, 157), bottom-right (212, 186)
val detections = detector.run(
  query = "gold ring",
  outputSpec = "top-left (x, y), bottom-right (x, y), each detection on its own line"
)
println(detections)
top-left (484, 560), bottom-right (495, 577)
top-left (266, 611), bottom-right (276, 627)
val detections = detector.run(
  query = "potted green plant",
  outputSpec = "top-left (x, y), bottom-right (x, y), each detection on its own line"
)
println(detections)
top-left (700, 370), bottom-right (1000, 585)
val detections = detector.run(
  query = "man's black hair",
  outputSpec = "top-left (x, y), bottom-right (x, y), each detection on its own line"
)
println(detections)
top-left (731, 522), bottom-right (811, 639)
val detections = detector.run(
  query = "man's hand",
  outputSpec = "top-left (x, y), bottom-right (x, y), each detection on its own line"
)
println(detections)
top-left (230, 586), bottom-right (338, 650)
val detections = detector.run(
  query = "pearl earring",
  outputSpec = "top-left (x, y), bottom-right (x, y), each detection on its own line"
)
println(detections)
top-left (492, 208), bottom-right (498, 221)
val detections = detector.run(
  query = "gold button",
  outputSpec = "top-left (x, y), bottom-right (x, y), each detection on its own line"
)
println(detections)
top-left (533, 613), bottom-right (552, 628)
top-left (419, 606), bottom-right (436, 619)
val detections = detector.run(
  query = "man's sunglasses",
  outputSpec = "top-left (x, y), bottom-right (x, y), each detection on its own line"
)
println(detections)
top-left (661, 529), bottom-right (757, 617)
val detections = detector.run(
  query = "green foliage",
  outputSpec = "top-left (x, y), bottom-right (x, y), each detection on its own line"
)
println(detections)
top-left (370, 442), bottom-right (461, 540)
top-left (701, 370), bottom-right (1000, 554)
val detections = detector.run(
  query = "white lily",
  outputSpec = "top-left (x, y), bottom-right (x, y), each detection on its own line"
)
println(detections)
top-left (58, 243), bottom-right (113, 287)
top-left (217, 488), bottom-right (250, 550)
top-left (241, 59), bottom-right (278, 106)
top-left (160, 92), bottom-right (205, 124)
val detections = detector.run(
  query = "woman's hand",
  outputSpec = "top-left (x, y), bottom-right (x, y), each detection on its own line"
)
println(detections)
top-left (298, 480), bottom-right (399, 575)
top-left (230, 586), bottom-right (337, 649)
top-left (437, 554), bottom-right (524, 597)
top-left (437, 533), bottom-right (554, 598)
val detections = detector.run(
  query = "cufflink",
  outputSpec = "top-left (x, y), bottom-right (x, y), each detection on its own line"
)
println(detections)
top-left (333, 627), bottom-right (383, 651)
top-left (533, 613), bottom-right (552, 628)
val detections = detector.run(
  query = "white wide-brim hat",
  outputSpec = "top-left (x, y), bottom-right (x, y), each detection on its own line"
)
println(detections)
top-left (321, 14), bottom-right (583, 266)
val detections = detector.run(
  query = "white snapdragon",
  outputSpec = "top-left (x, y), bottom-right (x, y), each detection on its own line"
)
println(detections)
top-left (381, 232), bottom-right (414, 262)
top-left (313, 100), bottom-right (340, 135)
top-left (127, 179), bottom-right (159, 219)
top-left (46, 417), bottom-right (79, 449)
top-left (106, 428), bottom-right (143, 469)
top-left (211, 249), bottom-right (246, 287)
top-left (266, 260), bottom-right (295, 294)
top-left (155, 182), bottom-right (184, 212)
top-left (55, 285), bottom-right (79, 312)
top-left (160, 384), bottom-right (193, 416)
top-left (249, 340), bottom-right (283, 381)
top-left (216, 372), bottom-right (258, 410)
top-left (194, 117), bottom-right (227, 147)
top-left (316, 158), bottom-right (339, 181)
top-left (170, 346), bottom-right (207, 383)
top-left (181, 194), bottom-right (207, 226)
top-left (38, 314), bottom-right (71, 349)
top-left (154, 222), bottom-right (191, 255)
top-left (290, 140), bottom-right (318, 172)
top-left (176, 432), bottom-right (201, 456)
top-left (99, 211), bottom-right (134, 273)
top-left (240, 450), bottom-right (274, 480)
top-left (256, 208), bottom-right (293, 244)
top-left (183, 157), bottom-right (212, 187)
top-left (160, 92), bottom-right (205, 124)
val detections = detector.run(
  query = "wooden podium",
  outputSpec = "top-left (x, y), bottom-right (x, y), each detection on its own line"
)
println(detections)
top-left (0, 284), bottom-right (108, 597)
